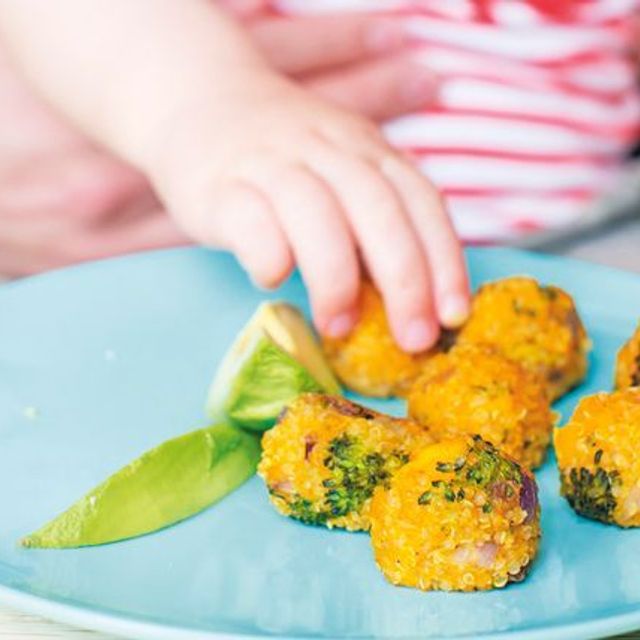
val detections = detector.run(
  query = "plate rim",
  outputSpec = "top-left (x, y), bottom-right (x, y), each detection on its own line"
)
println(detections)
top-left (2, 244), bottom-right (640, 299)
top-left (3, 583), bottom-right (640, 640)
top-left (2, 246), bottom-right (640, 640)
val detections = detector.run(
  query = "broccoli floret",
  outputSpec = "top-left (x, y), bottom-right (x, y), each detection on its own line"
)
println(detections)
top-left (272, 433), bottom-right (410, 525)
top-left (269, 490), bottom-right (329, 526)
top-left (425, 437), bottom-right (526, 512)
top-left (464, 436), bottom-right (522, 489)
top-left (289, 496), bottom-right (329, 526)
top-left (323, 434), bottom-right (408, 517)
top-left (561, 466), bottom-right (619, 523)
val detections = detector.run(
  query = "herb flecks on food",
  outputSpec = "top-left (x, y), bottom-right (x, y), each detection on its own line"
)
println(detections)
top-left (268, 490), bottom-right (329, 526)
top-left (561, 466), bottom-right (619, 523)
top-left (323, 434), bottom-right (408, 517)
top-left (279, 433), bottom-right (410, 525)
top-left (435, 457), bottom-right (466, 473)
top-left (464, 436), bottom-right (522, 490)
top-left (512, 299), bottom-right (537, 317)
top-left (421, 437), bottom-right (525, 513)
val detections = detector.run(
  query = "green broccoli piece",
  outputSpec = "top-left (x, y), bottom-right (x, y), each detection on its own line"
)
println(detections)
top-left (288, 495), bottom-right (330, 526)
top-left (272, 433), bottom-right (410, 526)
top-left (561, 466), bottom-right (619, 523)
top-left (268, 490), bottom-right (329, 526)
top-left (464, 435), bottom-right (522, 489)
top-left (322, 434), bottom-right (408, 518)
top-left (427, 436), bottom-right (525, 512)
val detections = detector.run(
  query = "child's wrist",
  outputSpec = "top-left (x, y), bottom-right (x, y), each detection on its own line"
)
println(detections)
top-left (133, 67), bottom-right (291, 206)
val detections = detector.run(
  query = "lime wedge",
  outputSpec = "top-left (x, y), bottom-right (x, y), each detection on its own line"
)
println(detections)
top-left (207, 302), bottom-right (340, 431)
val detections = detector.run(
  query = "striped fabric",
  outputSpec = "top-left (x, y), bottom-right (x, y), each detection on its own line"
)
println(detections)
top-left (274, 0), bottom-right (640, 242)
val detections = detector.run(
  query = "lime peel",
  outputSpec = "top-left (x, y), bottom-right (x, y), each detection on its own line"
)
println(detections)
top-left (207, 302), bottom-right (340, 432)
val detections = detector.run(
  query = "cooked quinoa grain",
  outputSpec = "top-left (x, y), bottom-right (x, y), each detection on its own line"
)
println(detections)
top-left (258, 394), bottom-right (433, 531)
top-left (554, 388), bottom-right (640, 527)
top-left (407, 344), bottom-right (556, 469)
top-left (615, 324), bottom-right (640, 389)
top-left (322, 282), bottom-right (454, 397)
top-left (458, 276), bottom-right (589, 401)
top-left (370, 436), bottom-right (540, 592)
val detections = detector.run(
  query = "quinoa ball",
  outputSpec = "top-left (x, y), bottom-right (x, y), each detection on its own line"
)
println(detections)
top-left (554, 388), bottom-right (640, 527)
top-left (614, 324), bottom-right (640, 389)
top-left (370, 435), bottom-right (540, 592)
top-left (458, 276), bottom-right (590, 401)
top-left (258, 393), bottom-right (434, 531)
top-left (322, 281), bottom-right (454, 397)
top-left (407, 344), bottom-right (556, 469)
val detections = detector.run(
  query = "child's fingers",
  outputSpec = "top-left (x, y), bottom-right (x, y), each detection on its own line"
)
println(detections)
top-left (308, 57), bottom-right (438, 122)
top-left (380, 156), bottom-right (471, 328)
top-left (253, 165), bottom-right (361, 336)
top-left (189, 181), bottom-right (294, 289)
top-left (218, 0), bottom-right (269, 20)
top-left (249, 16), bottom-right (407, 76)
top-left (308, 146), bottom-right (438, 353)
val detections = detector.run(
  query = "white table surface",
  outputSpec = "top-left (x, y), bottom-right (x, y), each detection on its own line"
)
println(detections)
top-left (2, 219), bottom-right (640, 640)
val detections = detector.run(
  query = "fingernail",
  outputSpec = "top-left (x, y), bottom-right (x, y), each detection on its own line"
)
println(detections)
top-left (365, 22), bottom-right (406, 53)
top-left (325, 312), bottom-right (356, 339)
top-left (401, 319), bottom-right (437, 353)
top-left (441, 294), bottom-right (470, 328)
top-left (402, 66), bottom-right (438, 107)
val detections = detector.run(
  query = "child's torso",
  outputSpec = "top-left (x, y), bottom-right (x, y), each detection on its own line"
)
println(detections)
top-left (272, 0), bottom-right (640, 241)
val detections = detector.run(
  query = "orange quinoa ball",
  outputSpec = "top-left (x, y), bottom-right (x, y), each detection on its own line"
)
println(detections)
top-left (407, 344), bottom-right (556, 469)
top-left (370, 436), bottom-right (540, 592)
top-left (258, 394), bottom-right (433, 531)
top-left (458, 276), bottom-right (589, 401)
top-left (322, 282), bottom-right (454, 397)
top-left (554, 388), bottom-right (640, 527)
top-left (614, 323), bottom-right (640, 389)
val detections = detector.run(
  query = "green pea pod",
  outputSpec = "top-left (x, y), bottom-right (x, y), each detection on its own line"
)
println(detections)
top-left (22, 424), bottom-right (260, 549)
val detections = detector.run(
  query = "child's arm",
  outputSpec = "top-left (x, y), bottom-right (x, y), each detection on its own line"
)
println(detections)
top-left (0, 0), bottom-right (469, 352)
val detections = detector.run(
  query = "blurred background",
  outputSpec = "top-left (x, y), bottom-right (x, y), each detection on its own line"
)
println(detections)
top-left (1, 0), bottom-right (640, 280)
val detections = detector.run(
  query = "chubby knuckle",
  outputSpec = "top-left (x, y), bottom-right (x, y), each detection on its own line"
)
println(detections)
top-left (258, 250), bottom-right (294, 288)
top-left (278, 164), bottom-right (318, 197)
top-left (373, 189), bottom-right (402, 223)
top-left (385, 259), bottom-right (429, 299)
top-left (443, 272), bottom-right (471, 297)
top-left (324, 114), bottom-right (382, 150)
top-left (352, 116), bottom-right (383, 141)
top-left (330, 260), bottom-right (359, 293)
top-left (236, 151), bottom-right (288, 184)
top-left (314, 269), bottom-right (358, 311)
top-left (276, 162), bottom-right (306, 182)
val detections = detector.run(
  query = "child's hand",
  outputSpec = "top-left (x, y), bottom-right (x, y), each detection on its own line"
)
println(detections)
top-left (234, 6), bottom-right (439, 122)
top-left (144, 73), bottom-right (468, 352)
top-left (0, 10), bottom-right (434, 277)
top-left (0, 0), bottom-right (468, 352)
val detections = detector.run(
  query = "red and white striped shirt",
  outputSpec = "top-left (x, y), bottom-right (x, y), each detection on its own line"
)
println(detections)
top-left (274, 0), bottom-right (640, 242)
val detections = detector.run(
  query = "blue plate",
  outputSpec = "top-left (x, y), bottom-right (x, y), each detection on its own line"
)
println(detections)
top-left (1, 247), bottom-right (640, 640)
